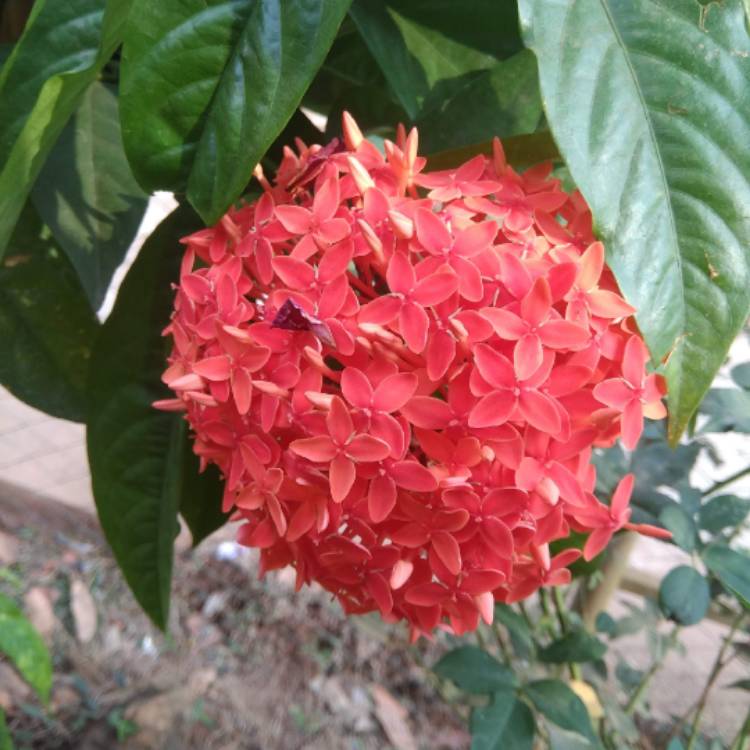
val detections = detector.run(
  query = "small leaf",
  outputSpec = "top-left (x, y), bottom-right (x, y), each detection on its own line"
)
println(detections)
top-left (658, 506), bottom-right (698, 553)
top-left (0, 599), bottom-right (52, 702)
top-left (538, 629), bottom-right (606, 664)
top-left (595, 612), bottom-right (616, 637)
top-left (425, 131), bottom-right (559, 172)
top-left (524, 679), bottom-right (599, 748)
top-left (731, 363), bottom-right (750, 390)
top-left (32, 81), bottom-right (148, 310)
top-left (698, 495), bottom-right (750, 534)
top-left (120, 0), bottom-right (350, 223)
top-left (87, 205), bottom-right (201, 629)
top-left (727, 679), bottom-right (750, 691)
top-left (519, 0), bottom-right (750, 443)
top-left (0, 0), bottom-right (132, 258)
top-left (470, 694), bottom-right (535, 750)
top-left (494, 603), bottom-right (535, 660)
top-left (658, 566), bottom-right (710, 625)
top-left (703, 545), bottom-right (750, 608)
top-left (698, 389), bottom-right (750, 434)
top-left (0, 202), bottom-right (99, 422)
top-left (349, 0), bottom-right (523, 119)
top-left (415, 50), bottom-right (542, 154)
top-left (433, 646), bottom-right (518, 694)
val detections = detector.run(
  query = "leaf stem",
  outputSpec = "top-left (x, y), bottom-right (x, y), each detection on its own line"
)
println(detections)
top-left (624, 624), bottom-right (680, 715)
top-left (686, 610), bottom-right (746, 749)
top-left (702, 464), bottom-right (750, 497)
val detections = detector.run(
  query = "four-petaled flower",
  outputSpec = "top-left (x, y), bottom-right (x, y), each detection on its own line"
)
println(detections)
top-left (160, 111), bottom-right (670, 639)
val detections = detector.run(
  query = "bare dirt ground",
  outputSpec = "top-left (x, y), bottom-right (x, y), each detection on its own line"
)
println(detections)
top-left (0, 483), bottom-right (468, 750)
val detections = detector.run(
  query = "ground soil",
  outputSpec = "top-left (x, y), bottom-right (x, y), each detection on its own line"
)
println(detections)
top-left (0, 486), bottom-right (469, 750)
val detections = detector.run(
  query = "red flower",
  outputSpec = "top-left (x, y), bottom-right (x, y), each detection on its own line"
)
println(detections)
top-left (593, 336), bottom-right (667, 449)
top-left (158, 112), bottom-right (670, 638)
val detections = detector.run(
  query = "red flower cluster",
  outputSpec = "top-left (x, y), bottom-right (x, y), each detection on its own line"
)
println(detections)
top-left (157, 114), bottom-right (670, 639)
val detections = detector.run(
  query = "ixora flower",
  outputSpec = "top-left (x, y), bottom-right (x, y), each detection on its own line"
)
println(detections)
top-left (156, 113), bottom-right (670, 640)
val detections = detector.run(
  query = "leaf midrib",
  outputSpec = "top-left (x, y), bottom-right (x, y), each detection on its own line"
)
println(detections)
top-left (596, 0), bottom-right (687, 360)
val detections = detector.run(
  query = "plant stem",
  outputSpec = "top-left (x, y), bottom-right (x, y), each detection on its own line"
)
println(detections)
top-left (730, 707), bottom-right (750, 750)
top-left (539, 588), bottom-right (554, 624)
top-left (517, 600), bottom-right (534, 630)
top-left (552, 586), bottom-right (569, 633)
top-left (551, 586), bottom-right (582, 680)
top-left (702, 464), bottom-right (750, 497)
top-left (493, 622), bottom-right (513, 664)
top-left (686, 610), bottom-right (746, 750)
top-left (625, 625), bottom-right (680, 715)
top-left (475, 625), bottom-right (488, 651)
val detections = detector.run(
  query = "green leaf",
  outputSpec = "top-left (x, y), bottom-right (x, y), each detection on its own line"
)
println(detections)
top-left (0, 595), bottom-right (52, 703)
top-left (32, 81), bottom-right (148, 310)
top-left (731, 363), bottom-right (750, 390)
top-left (120, 0), bottom-right (350, 223)
top-left (524, 680), bottom-right (599, 748)
top-left (0, 202), bottom-right (99, 422)
top-left (595, 612), bottom-right (616, 638)
top-left (699, 495), bottom-right (750, 534)
top-left (470, 694), bottom-right (535, 750)
top-left (494, 603), bottom-right (535, 660)
top-left (349, 0), bottom-right (523, 119)
top-left (519, 0), bottom-right (750, 444)
top-left (658, 566), bottom-right (710, 625)
top-left (659, 505), bottom-right (698, 553)
top-left (416, 50), bottom-right (542, 154)
top-left (433, 646), bottom-right (518, 694)
top-left (703, 545), bottom-right (750, 608)
top-left (698, 389), bottom-right (750, 434)
top-left (538, 629), bottom-right (607, 664)
top-left (425, 131), bottom-right (560, 172)
top-left (0, 0), bottom-right (132, 259)
top-left (728, 679), bottom-right (750, 691)
top-left (87, 205), bottom-right (201, 629)
top-left (179, 445), bottom-right (228, 547)
top-left (0, 707), bottom-right (11, 750)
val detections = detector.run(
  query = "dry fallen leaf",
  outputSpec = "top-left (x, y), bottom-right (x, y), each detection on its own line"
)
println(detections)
top-left (0, 529), bottom-right (19, 565)
top-left (70, 578), bottom-right (97, 643)
top-left (370, 684), bottom-right (417, 750)
top-left (24, 586), bottom-right (56, 641)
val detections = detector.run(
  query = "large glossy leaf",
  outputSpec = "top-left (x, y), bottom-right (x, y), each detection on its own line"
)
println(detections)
top-left (180, 448), bottom-right (228, 547)
top-left (349, 0), bottom-right (523, 119)
top-left (416, 50), bottom-right (542, 154)
top-left (0, 202), bottom-right (99, 422)
top-left (0, 0), bottom-right (132, 259)
top-left (32, 81), bottom-right (148, 311)
top-left (433, 646), bottom-right (518, 694)
top-left (120, 0), bottom-right (350, 223)
top-left (519, 0), bottom-right (750, 443)
top-left (470, 694), bottom-right (535, 750)
top-left (87, 206), bottom-right (201, 629)
top-left (0, 593), bottom-right (52, 703)
top-left (658, 566), bottom-right (710, 625)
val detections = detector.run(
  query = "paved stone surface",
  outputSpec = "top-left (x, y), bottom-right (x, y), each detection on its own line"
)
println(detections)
top-left (0, 387), bottom-right (91, 511)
